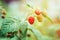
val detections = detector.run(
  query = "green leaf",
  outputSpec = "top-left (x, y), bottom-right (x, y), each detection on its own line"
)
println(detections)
top-left (0, 17), bottom-right (19, 35)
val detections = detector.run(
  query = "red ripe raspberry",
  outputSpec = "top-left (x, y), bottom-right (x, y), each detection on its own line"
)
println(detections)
top-left (28, 16), bottom-right (35, 25)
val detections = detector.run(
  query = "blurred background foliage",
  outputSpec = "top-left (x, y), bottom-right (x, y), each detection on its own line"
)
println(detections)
top-left (0, 0), bottom-right (60, 40)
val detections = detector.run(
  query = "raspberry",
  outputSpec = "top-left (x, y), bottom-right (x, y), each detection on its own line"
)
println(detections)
top-left (35, 9), bottom-right (41, 15)
top-left (28, 16), bottom-right (35, 25)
